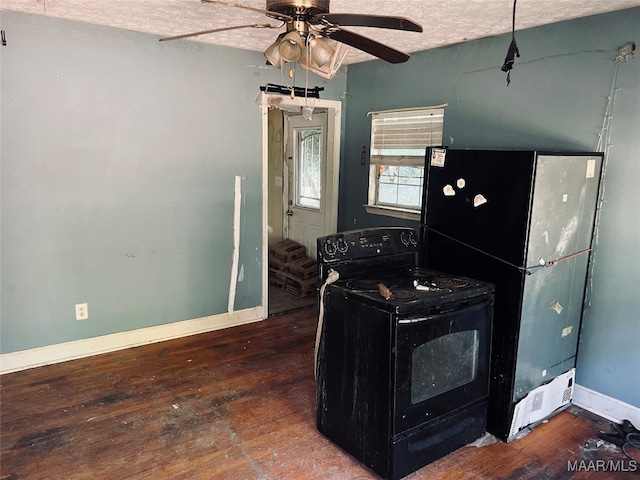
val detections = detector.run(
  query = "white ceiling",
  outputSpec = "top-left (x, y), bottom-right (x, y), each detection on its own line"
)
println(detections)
top-left (3, 0), bottom-right (639, 64)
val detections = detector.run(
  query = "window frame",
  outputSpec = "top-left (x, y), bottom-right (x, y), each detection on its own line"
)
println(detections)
top-left (365, 105), bottom-right (446, 220)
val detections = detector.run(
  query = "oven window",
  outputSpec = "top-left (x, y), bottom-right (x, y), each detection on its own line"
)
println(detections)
top-left (411, 330), bottom-right (479, 404)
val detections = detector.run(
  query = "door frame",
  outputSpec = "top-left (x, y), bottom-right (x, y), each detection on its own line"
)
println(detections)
top-left (259, 93), bottom-right (342, 314)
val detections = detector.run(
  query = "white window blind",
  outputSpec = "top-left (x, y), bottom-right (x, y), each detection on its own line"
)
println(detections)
top-left (369, 106), bottom-right (445, 165)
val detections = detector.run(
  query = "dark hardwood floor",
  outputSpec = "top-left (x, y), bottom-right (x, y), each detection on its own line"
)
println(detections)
top-left (1, 308), bottom-right (637, 479)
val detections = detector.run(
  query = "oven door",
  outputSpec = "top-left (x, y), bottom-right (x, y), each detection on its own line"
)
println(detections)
top-left (393, 295), bottom-right (493, 435)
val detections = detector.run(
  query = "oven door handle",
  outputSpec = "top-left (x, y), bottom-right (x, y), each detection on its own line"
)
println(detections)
top-left (397, 296), bottom-right (493, 324)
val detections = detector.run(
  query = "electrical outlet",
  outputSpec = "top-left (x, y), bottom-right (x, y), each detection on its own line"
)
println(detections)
top-left (76, 303), bottom-right (88, 321)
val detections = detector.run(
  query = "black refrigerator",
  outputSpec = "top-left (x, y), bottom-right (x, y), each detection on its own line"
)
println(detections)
top-left (418, 147), bottom-right (604, 441)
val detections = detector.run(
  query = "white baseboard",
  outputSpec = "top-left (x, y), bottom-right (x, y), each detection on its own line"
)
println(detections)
top-left (0, 306), bottom-right (265, 375)
top-left (573, 384), bottom-right (640, 428)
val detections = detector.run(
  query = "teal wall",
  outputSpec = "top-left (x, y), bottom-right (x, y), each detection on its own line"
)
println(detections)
top-left (0, 11), bottom-right (346, 353)
top-left (340, 8), bottom-right (639, 407)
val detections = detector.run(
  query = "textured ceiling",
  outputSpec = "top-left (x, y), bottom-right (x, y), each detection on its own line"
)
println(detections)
top-left (3, 0), bottom-right (639, 64)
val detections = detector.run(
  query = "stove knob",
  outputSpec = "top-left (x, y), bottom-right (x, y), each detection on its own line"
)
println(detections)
top-left (323, 241), bottom-right (337, 257)
top-left (337, 238), bottom-right (349, 254)
top-left (400, 231), bottom-right (411, 247)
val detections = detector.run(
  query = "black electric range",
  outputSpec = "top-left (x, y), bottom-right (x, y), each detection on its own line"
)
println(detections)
top-left (315, 227), bottom-right (494, 480)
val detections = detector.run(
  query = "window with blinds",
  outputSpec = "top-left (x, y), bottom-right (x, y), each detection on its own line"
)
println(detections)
top-left (367, 106), bottom-right (445, 217)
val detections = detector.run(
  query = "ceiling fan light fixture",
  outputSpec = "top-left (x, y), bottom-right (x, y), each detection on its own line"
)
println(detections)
top-left (300, 42), bottom-right (348, 80)
top-left (264, 33), bottom-right (285, 68)
top-left (308, 36), bottom-right (335, 67)
top-left (279, 30), bottom-right (304, 62)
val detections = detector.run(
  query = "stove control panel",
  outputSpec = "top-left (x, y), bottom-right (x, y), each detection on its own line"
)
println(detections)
top-left (317, 227), bottom-right (418, 262)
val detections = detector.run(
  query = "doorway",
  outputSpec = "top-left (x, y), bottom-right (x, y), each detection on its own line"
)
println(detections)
top-left (259, 94), bottom-right (342, 316)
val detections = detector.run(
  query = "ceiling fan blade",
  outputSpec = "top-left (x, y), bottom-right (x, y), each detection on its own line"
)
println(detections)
top-left (159, 23), bottom-right (282, 42)
top-left (324, 28), bottom-right (410, 64)
top-left (314, 13), bottom-right (422, 32)
top-left (201, 0), bottom-right (293, 23)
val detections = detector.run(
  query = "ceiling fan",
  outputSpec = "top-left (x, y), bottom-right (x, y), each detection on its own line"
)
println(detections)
top-left (160, 0), bottom-right (423, 78)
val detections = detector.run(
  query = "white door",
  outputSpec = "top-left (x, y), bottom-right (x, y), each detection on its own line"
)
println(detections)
top-left (284, 111), bottom-right (333, 260)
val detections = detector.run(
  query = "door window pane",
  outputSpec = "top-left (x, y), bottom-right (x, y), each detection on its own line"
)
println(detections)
top-left (296, 129), bottom-right (322, 209)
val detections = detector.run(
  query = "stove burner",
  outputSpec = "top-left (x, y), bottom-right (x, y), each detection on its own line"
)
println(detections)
top-left (409, 269), bottom-right (470, 290)
top-left (435, 278), bottom-right (469, 289)
top-left (346, 279), bottom-right (391, 291)
top-left (393, 291), bottom-right (417, 300)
